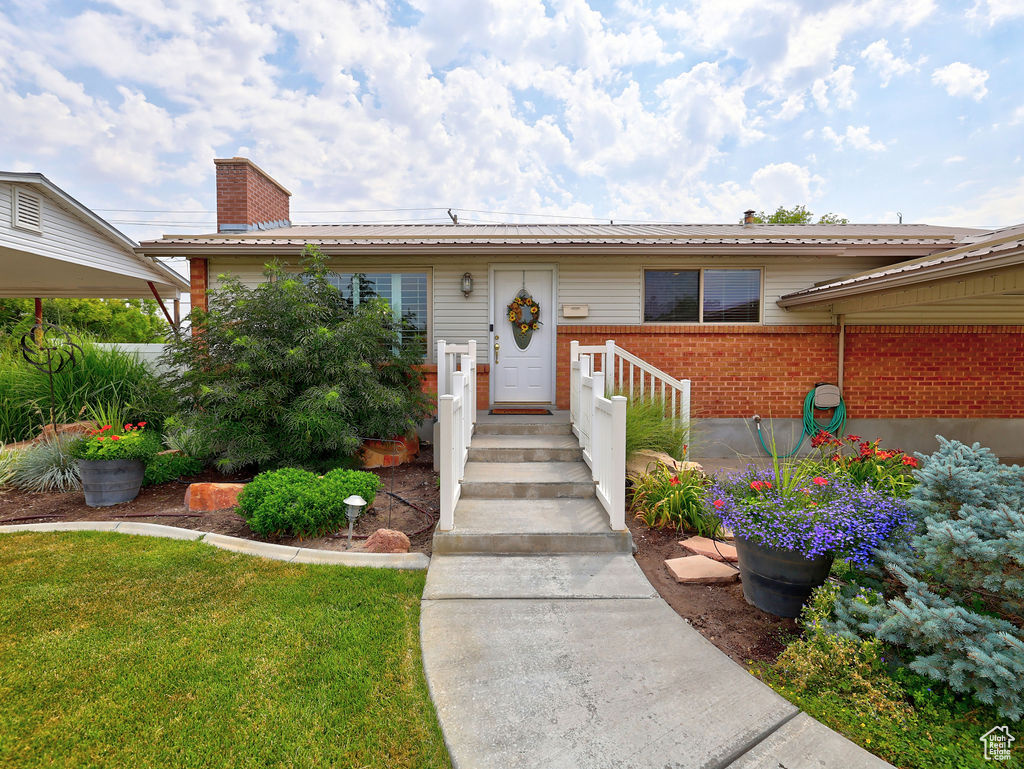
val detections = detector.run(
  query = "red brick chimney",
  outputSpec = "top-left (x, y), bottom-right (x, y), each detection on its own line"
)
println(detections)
top-left (214, 157), bottom-right (291, 232)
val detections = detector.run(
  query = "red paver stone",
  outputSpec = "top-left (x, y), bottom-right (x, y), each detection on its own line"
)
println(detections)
top-left (184, 482), bottom-right (246, 512)
top-left (664, 555), bottom-right (739, 584)
top-left (678, 535), bottom-right (738, 563)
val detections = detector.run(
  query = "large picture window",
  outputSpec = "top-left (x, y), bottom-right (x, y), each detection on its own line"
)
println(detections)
top-left (643, 268), bottom-right (761, 323)
top-left (324, 272), bottom-right (429, 354)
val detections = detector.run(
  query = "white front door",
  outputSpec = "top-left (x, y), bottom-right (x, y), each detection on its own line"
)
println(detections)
top-left (491, 267), bottom-right (555, 405)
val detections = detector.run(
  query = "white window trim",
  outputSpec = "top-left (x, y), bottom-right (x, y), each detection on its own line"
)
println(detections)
top-left (641, 266), bottom-right (764, 325)
top-left (11, 186), bottom-right (43, 234)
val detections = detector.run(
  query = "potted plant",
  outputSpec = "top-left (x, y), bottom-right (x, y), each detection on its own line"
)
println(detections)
top-left (70, 422), bottom-right (161, 507)
top-left (707, 464), bottom-right (913, 617)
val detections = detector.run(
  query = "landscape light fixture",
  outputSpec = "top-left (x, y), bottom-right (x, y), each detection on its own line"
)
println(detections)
top-left (461, 272), bottom-right (473, 297)
top-left (344, 494), bottom-right (367, 549)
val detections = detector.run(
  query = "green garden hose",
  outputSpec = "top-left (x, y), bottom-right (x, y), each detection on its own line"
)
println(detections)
top-left (754, 388), bottom-right (847, 459)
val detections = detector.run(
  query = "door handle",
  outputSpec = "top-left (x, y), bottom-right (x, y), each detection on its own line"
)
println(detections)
top-left (494, 336), bottom-right (500, 364)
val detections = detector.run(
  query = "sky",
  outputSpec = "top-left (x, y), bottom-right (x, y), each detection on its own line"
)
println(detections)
top-left (2, 0), bottom-right (1023, 256)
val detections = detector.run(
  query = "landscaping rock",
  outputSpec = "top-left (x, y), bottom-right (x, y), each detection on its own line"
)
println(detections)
top-left (364, 528), bottom-right (411, 553)
top-left (185, 482), bottom-right (246, 512)
top-left (664, 555), bottom-right (739, 584)
top-left (360, 436), bottom-right (419, 468)
top-left (626, 450), bottom-right (702, 479)
top-left (678, 535), bottom-right (738, 563)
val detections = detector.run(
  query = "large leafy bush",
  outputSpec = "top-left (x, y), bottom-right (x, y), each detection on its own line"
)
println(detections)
top-left (826, 438), bottom-right (1024, 720)
top-left (630, 467), bottom-right (715, 535)
top-left (237, 467), bottom-right (383, 538)
top-left (162, 246), bottom-right (431, 472)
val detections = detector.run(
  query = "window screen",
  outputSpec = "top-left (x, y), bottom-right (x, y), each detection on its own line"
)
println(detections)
top-left (702, 269), bottom-right (761, 322)
top-left (644, 270), bottom-right (699, 322)
top-left (324, 272), bottom-right (428, 355)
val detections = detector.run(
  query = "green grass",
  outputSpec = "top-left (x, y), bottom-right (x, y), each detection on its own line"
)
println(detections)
top-left (623, 395), bottom-right (689, 460)
top-left (0, 533), bottom-right (450, 769)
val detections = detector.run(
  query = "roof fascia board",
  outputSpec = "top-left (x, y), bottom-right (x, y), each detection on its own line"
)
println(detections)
top-left (778, 250), bottom-right (1024, 309)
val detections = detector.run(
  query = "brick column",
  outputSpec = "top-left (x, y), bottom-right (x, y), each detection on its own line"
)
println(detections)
top-left (189, 258), bottom-right (209, 313)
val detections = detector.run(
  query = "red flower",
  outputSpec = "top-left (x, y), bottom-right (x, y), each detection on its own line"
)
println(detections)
top-left (846, 434), bottom-right (862, 443)
top-left (750, 480), bottom-right (763, 491)
top-left (669, 476), bottom-right (680, 487)
top-left (97, 436), bottom-right (105, 442)
top-left (110, 435), bottom-right (121, 441)
top-left (764, 481), bottom-right (772, 490)
top-left (101, 425), bottom-right (112, 431)
top-left (138, 421), bottom-right (147, 427)
top-left (812, 476), bottom-right (828, 486)
top-left (713, 499), bottom-right (725, 508)
top-left (831, 454), bottom-right (841, 462)
top-left (124, 424), bottom-right (133, 431)
top-left (902, 455), bottom-right (918, 467)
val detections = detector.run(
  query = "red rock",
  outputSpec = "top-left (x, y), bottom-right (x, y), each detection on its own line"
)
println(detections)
top-left (664, 555), bottom-right (739, 584)
top-left (185, 482), bottom-right (246, 512)
top-left (678, 535), bottom-right (738, 563)
top-left (364, 528), bottom-right (411, 553)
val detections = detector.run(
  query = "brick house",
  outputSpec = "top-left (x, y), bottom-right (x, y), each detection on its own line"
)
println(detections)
top-left (138, 158), bottom-right (1024, 458)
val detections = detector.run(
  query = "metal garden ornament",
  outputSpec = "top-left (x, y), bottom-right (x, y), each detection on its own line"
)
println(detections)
top-left (20, 322), bottom-right (83, 427)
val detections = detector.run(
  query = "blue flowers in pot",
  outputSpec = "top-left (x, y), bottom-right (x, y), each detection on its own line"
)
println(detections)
top-left (707, 465), bottom-right (914, 617)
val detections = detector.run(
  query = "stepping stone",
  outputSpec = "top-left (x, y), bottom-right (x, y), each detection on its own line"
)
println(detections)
top-left (678, 535), bottom-right (738, 563)
top-left (665, 555), bottom-right (739, 584)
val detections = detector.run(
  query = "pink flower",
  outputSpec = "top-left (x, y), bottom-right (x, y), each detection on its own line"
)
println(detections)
top-left (812, 476), bottom-right (828, 486)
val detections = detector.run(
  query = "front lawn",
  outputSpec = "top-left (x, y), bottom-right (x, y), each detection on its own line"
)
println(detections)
top-left (0, 532), bottom-right (449, 769)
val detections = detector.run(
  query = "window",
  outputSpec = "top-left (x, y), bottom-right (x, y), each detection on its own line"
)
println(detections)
top-left (324, 272), bottom-right (429, 355)
top-left (643, 268), bottom-right (761, 323)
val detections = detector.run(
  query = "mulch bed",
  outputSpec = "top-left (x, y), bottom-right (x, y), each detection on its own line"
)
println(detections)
top-left (625, 513), bottom-right (798, 666)
top-left (0, 449), bottom-right (441, 556)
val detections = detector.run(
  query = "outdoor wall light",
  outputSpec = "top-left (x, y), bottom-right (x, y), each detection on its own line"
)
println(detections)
top-left (461, 272), bottom-right (473, 297)
top-left (344, 494), bottom-right (367, 549)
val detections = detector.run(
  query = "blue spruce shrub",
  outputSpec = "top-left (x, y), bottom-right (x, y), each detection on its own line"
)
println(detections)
top-left (826, 437), bottom-right (1024, 719)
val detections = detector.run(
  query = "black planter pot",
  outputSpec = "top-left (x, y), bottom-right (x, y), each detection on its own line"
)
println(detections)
top-left (734, 536), bottom-right (834, 618)
top-left (78, 459), bottom-right (145, 507)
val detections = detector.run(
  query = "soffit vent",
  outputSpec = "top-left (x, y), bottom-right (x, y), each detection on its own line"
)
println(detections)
top-left (12, 187), bottom-right (43, 233)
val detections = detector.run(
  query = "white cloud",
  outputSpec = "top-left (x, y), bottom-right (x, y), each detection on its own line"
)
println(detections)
top-left (810, 65), bottom-right (857, 111)
top-left (931, 62), bottom-right (989, 100)
top-left (924, 176), bottom-right (1024, 227)
top-left (967, 0), bottom-right (1024, 25)
top-left (944, 155), bottom-right (966, 164)
top-left (1010, 105), bottom-right (1024, 125)
top-left (860, 39), bottom-right (915, 86)
top-left (822, 125), bottom-right (886, 152)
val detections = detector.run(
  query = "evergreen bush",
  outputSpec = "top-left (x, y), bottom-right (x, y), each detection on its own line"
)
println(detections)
top-left (143, 453), bottom-right (204, 486)
top-left (237, 467), bottom-right (382, 538)
top-left (161, 246), bottom-right (432, 472)
top-left (826, 438), bottom-right (1024, 719)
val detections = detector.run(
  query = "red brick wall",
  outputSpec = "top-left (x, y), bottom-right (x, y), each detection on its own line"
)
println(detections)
top-left (418, 364), bottom-right (491, 411)
top-left (189, 258), bottom-right (208, 313)
top-left (556, 325), bottom-right (838, 418)
top-left (215, 158), bottom-right (290, 231)
top-left (556, 324), bottom-right (1024, 419)
top-left (844, 326), bottom-right (1024, 418)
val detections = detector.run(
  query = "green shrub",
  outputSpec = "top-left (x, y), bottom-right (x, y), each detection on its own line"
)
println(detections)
top-left (756, 583), bottom-right (1006, 769)
top-left (0, 446), bottom-right (17, 486)
top-left (0, 340), bottom-right (171, 444)
top-left (160, 414), bottom-right (211, 459)
top-left (143, 453), bottom-right (205, 486)
top-left (10, 437), bottom-right (81, 492)
top-left (237, 467), bottom-right (383, 538)
top-left (160, 246), bottom-right (432, 472)
top-left (624, 396), bottom-right (688, 460)
top-left (629, 466), bottom-right (716, 535)
top-left (825, 438), bottom-right (1024, 720)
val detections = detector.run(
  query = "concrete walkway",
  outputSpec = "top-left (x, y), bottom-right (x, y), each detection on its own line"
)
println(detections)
top-left (421, 553), bottom-right (892, 769)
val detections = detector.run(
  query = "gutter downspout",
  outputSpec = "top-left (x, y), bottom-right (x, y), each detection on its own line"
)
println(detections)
top-left (837, 313), bottom-right (846, 392)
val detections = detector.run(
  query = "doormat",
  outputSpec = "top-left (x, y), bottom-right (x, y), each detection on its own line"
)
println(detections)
top-left (489, 408), bottom-right (552, 415)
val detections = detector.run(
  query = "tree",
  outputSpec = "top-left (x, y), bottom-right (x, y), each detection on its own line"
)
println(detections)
top-left (752, 205), bottom-right (849, 224)
top-left (161, 245), bottom-right (432, 472)
top-left (0, 298), bottom-right (169, 342)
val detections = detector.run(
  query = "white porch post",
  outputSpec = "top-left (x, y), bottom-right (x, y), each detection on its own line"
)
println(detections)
top-left (604, 339), bottom-right (616, 394)
top-left (438, 394), bottom-right (455, 531)
top-left (436, 340), bottom-right (448, 398)
top-left (609, 394), bottom-right (627, 531)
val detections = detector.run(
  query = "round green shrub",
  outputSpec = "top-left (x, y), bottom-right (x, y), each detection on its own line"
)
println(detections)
top-left (143, 453), bottom-right (204, 486)
top-left (237, 467), bottom-right (382, 538)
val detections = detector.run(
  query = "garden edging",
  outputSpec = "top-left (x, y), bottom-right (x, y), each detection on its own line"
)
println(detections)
top-left (0, 521), bottom-right (430, 570)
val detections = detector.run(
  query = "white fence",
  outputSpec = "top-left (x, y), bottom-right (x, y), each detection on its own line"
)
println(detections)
top-left (437, 342), bottom-right (477, 531)
top-left (94, 343), bottom-right (171, 373)
top-left (570, 339), bottom-right (690, 428)
top-left (570, 354), bottom-right (627, 531)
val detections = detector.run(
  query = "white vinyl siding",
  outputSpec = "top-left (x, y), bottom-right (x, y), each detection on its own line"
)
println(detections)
top-left (0, 183), bottom-right (156, 283)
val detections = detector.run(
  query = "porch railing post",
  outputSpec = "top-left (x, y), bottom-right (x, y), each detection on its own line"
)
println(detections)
top-left (467, 340), bottom-right (477, 422)
top-left (604, 339), bottom-right (616, 394)
top-left (438, 394), bottom-right (455, 531)
top-left (609, 395), bottom-right (627, 531)
top-left (436, 340), bottom-right (447, 398)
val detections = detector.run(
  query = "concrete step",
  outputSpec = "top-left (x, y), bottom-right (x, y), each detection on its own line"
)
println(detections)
top-left (474, 421), bottom-right (572, 436)
top-left (434, 498), bottom-right (632, 555)
top-left (467, 434), bottom-right (581, 462)
top-left (461, 461), bottom-right (595, 499)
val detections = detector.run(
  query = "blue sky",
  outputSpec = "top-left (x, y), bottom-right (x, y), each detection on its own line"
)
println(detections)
top-left (1, 0), bottom-right (1022, 247)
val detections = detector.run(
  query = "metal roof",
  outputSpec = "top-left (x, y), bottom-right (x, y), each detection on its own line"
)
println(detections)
top-left (778, 224), bottom-right (1024, 307)
top-left (141, 222), bottom-right (982, 249)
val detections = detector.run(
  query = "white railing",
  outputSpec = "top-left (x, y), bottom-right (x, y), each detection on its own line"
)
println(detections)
top-left (569, 339), bottom-right (690, 428)
top-left (437, 339), bottom-right (478, 419)
top-left (437, 344), bottom-right (477, 531)
top-left (570, 354), bottom-right (627, 531)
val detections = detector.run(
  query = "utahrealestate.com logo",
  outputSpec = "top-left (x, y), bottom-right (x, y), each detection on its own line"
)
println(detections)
top-left (980, 726), bottom-right (1015, 761)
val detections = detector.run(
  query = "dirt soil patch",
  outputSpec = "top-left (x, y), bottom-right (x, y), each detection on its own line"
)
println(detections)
top-left (0, 448), bottom-right (440, 556)
top-left (626, 513), bottom-right (798, 666)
